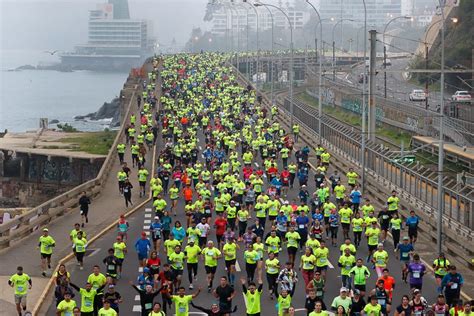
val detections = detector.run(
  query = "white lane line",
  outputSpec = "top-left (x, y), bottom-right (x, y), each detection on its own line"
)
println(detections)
top-left (132, 305), bottom-right (141, 312)
top-left (199, 146), bottom-right (202, 150)
top-left (138, 267), bottom-right (143, 273)
top-left (145, 213), bottom-right (152, 218)
top-left (235, 260), bottom-right (241, 272)
top-left (143, 226), bottom-right (149, 230)
top-left (145, 208), bottom-right (152, 212)
top-left (328, 260), bottom-right (334, 269)
top-left (145, 231), bottom-right (150, 236)
top-left (135, 295), bottom-right (140, 301)
top-left (144, 219), bottom-right (151, 224)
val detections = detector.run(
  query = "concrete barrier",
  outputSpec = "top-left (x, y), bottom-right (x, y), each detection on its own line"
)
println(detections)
top-left (0, 76), bottom-right (140, 249)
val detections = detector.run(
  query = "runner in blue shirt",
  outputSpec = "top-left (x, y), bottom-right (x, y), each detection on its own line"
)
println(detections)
top-left (396, 236), bottom-right (414, 283)
top-left (405, 211), bottom-right (420, 244)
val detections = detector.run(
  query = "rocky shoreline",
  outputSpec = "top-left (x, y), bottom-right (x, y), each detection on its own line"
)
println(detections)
top-left (73, 98), bottom-right (121, 127)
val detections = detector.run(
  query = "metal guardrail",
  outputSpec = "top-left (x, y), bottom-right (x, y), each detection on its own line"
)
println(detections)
top-left (281, 96), bottom-right (474, 230)
top-left (0, 76), bottom-right (140, 249)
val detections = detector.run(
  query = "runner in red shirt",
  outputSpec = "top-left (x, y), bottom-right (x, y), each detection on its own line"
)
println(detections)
top-left (377, 268), bottom-right (396, 299)
top-left (214, 213), bottom-right (228, 250)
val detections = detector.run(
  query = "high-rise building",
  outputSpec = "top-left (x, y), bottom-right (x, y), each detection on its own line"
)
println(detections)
top-left (108, 0), bottom-right (130, 19)
top-left (60, 1), bottom-right (154, 70)
top-left (318, 0), bottom-right (402, 26)
top-left (210, 4), bottom-right (309, 35)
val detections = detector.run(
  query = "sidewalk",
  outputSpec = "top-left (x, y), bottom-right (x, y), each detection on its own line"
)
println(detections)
top-left (0, 90), bottom-right (157, 315)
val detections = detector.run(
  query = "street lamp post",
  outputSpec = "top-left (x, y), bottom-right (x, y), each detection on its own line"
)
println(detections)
top-left (361, 0), bottom-right (367, 194)
top-left (243, 0), bottom-right (259, 88)
top-left (256, 4), bottom-right (275, 105)
top-left (306, 0), bottom-right (324, 141)
top-left (255, 2), bottom-right (294, 127)
top-left (436, 0), bottom-right (446, 255)
top-left (383, 15), bottom-right (411, 98)
top-left (332, 18), bottom-right (355, 81)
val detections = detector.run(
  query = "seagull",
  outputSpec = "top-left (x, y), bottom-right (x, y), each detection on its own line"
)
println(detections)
top-left (44, 50), bottom-right (59, 55)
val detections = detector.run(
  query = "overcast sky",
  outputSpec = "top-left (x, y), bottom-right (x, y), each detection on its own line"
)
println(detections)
top-left (0, 0), bottom-right (211, 51)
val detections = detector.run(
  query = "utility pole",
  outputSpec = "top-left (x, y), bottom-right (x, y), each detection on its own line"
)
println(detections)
top-left (383, 44), bottom-right (387, 98)
top-left (332, 40), bottom-right (336, 81)
top-left (425, 43), bottom-right (429, 109)
top-left (368, 29), bottom-right (376, 142)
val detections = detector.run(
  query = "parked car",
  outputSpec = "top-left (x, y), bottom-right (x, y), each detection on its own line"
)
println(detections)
top-left (451, 91), bottom-right (471, 102)
top-left (358, 73), bottom-right (368, 84)
top-left (409, 89), bottom-right (427, 101)
top-left (383, 58), bottom-right (392, 66)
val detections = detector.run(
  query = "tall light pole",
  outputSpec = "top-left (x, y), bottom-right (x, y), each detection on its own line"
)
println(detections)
top-left (256, 4), bottom-right (275, 105)
top-left (255, 2), bottom-right (293, 127)
top-left (228, 3), bottom-right (241, 69)
top-left (383, 15), bottom-right (411, 98)
top-left (306, 0), bottom-right (324, 141)
top-left (243, 0), bottom-right (259, 88)
top-left (361, 0), bottom-right (367, 194)
top-left (332, 18), bottom-right (355, 81)
top-left (436, 0), bottom-right (446, 255)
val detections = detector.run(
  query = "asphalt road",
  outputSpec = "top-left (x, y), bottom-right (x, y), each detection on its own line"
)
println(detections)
top-left (46, 91), bottom-right (441, 316)
top-left (347, 58), bottom-right (443, 109)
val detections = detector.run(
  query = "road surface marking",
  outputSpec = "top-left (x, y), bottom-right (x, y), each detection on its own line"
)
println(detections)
top-left (145, 208), bottom-right (152, 212)
top-left (144, 213), bottom-right (152, 218)
top-left (132, 305), bottom-right (141, 312)
top-left (138, 267), bottom-right (143, 273)
top-left (235, 260), bottom-right (241, 272)
top-left (144, 219), bottom-right (151, 224)
top-left (143, 226), bottom-right (149, 230)
top-left (328, 260), bottom-right (334, 269)
top-left (135, 295), bottom-right (140, 301)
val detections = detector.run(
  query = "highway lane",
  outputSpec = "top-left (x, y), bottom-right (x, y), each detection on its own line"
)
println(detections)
top-left (349, 58), bottom-right (442, 109)
top-left (46, 83), bottom-right (442, 316)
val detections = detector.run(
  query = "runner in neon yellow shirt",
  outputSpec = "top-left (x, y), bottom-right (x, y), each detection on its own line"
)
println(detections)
top-left (56, 292), bottom-right (76, 316)
top-left (38, 228), bottom-right (55, 277)
top-left (241, 278), bottom-right (263, 316)
top-left (170, 286), bottom-right (201, 316)
top-left (8, 266), bottom-right (32, 315)
top-left (201, 241), bottom-right (221, 292)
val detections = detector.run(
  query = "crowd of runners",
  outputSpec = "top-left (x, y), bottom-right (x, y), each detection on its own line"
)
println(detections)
top-left (8, 53), bottom-right (471, 316)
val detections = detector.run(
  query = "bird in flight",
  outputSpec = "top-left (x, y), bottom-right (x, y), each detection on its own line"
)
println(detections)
top-left (44, 50), bottom-right (60, 55)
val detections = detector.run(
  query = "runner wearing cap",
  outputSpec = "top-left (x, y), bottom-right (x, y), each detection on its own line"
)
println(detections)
top-left (149, 216), bottom-right (163, 252)
top-left (330, 287), bottom-right (352, 313)
top-left (38, 228), bottom-right (55, 277)
top-left (184, 240), bottom-right (201, 289)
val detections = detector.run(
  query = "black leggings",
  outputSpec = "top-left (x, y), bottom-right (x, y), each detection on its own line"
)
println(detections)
top-left (162, 293), bottom-right (172, 314)
top-left (239, 221), bottom-right (247, 237)
top-left (354, 231), bottom-right (362, 246)
top-left (266, 273), bottom-right (278, 294)
top-left (246, 263), bottom-right (257, 281)
top-left (187, 263), bottom-right (198, 283)
top-left (392, 229), bottom-right (400, 248)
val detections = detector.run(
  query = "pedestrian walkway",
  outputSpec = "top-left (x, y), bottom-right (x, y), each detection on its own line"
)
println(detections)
top-left (0, 70), bottom-right (159, 315)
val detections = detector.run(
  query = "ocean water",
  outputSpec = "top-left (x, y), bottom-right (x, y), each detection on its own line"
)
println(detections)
top-left (0, 49), bottom-right (129, 132)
